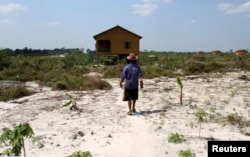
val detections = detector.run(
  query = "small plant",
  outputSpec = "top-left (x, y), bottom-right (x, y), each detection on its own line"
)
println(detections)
top-left (204, 99), bottom-right (211, 105)
top-left (63, 93), bottom-right (74, 107)
top-left (160, 110), bottom-right (165, 117)
top-left (226, 113), bottom-right (245, 128)
top-left (222, 99), bottom-right (230, 104)
top-left (188, 121), bottom-right (194, 128)
top-left (207, 107), bottom-right (223, 123)
top-left (63, 93), bottom-right (80, 111)
top-left (209, 107), bottom-right (216, 113)
top-left (73, 150), bottom-right (92, 157)
top-left (178, 149), bottom-right (196, 157)
top-left (162, 103), bottom-right (172, 110)
top-left (230, 89), bottom-right (237, 97)
top-left (194, 109), bottom-right (208, 138)
top-left (176, 76), bottom-right (183, 105)
top-left (168, 95), bottom-right (173, 100)
top-left (0, 123), bottom-right (34, 157)
top-left (168, 132), bottom-right (185, 143)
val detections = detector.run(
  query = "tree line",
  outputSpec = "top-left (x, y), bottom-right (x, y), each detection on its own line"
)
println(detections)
top-left (0, 47), bottom-right (94, 56)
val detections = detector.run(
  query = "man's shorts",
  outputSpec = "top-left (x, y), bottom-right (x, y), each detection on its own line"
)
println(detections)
top-left (123, 88), bottom-right (138, 101)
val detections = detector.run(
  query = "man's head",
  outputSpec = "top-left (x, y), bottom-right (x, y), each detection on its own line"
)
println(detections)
top-left (127, 53), bottom-right (138, 61)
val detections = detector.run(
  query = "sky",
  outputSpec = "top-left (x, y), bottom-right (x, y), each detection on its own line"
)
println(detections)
top-left (0, 0), bottom-right (250, 52)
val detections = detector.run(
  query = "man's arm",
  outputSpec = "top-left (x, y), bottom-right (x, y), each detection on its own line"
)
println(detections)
top-left (120, 78), bottom-right (125, 88)
top-left (139, 77), bottom-right (143, 89)
top-left (138, 66), bottom-right (143, 89)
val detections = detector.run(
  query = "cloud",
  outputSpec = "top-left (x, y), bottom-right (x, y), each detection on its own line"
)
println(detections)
top-left (0, 19), bottom-right (8, 25)
top-left (132, 0), bottom-right (172, 16)
top-left (217, 1), bottom-right (250, 14)
top-left (48, 21), bottom-right (59, 26)
top-left (0, 3), bottom-right (26, 14)
top-left (217, 3), bottom-right (233, 12)
top-left (132, 3), bottom-right (158, 16)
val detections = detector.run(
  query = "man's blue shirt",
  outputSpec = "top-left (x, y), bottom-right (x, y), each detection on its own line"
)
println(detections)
top-left (121, 63), bottom-right (142, 89)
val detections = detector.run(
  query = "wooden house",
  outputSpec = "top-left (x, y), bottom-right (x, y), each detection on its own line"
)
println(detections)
top-left (93, 25), bottom-right (142, 62)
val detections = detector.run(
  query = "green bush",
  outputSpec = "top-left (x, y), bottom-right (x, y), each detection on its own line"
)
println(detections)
top-left (0, 85), bottom-right (31, 101)
top-left (226, 113), bottom-right (245, 128)
top-left (54, 81), bottom-right (67, 90)
top-left (178, 149), bottom-right (196, 157)
top-left (0, 50), bottom-right (11, 70)
top-left (82, 76), bottom-right (112, 90)
top-left (73, 150), bottom-right (92, 157)
top-left (102, 64), bottom-right (124, 78)
top-left (168, 132), bottom-right (185, 143)
top-left (141, 65), bottom-right (163, 78)
top-left (204, 61), bottom-right (224, 72)
top-left (231, 55), bottom-right (250, 70)
top-left (182, 60), bottom-right (205, 74)
top-left (1, 51), bottom-right (250, 93)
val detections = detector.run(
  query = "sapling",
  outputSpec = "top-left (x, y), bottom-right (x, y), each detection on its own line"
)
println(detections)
top-left (63, 93), bottom-right (79, 111)
top-left (0, 123), bottom-right (34, 157)
top-left (194, 109), bottom-right (208, 138)
top-left (176, 76), bottom-right (183, 105)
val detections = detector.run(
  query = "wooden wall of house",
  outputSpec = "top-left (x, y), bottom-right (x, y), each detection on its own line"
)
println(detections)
top-left (95, 27), bottom-right (140, 56)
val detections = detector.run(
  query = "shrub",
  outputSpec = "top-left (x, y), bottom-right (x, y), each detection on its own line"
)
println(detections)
top-left (73, 150), bottom-right (92, 157)
top-left (226, 113), bottom-right (245, 128)
top-left (82, 76), bottom-right (112, 90)
top-left (54, 81), bottom-right (67, 90)
top-left (102, 64), bottom-right (124, 78)
top-left (204, 61), bottom-right (224, 72)
top-left (0, 85), bottom-right (31, 101)
top-left (168, 132), bottom-right (185, 143)
top-left (182, 60), bottom-right (205, 74)
top-left (1, 51), bottom-right (250, 91)
top-left (140, 65), bottom-right (162, 78)
top-left (178, 149), bottom-right (196, 157)
top-left (231, 55), bottom-right (250, 70)
top-left (0, 50), bottom-right (11, 70)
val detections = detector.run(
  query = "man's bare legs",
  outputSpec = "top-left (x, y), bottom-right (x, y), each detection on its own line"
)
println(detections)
top-left (128, 100), bottom-right (136, 115)
top-left (132, 100), bottom-right (136, 112)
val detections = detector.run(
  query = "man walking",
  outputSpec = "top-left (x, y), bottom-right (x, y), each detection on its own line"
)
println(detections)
top-left (120, 53), bottom-right (143, 115)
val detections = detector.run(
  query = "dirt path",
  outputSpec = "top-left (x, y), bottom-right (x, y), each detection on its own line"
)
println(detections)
top-left (103, 79), bottom-right (162, 157)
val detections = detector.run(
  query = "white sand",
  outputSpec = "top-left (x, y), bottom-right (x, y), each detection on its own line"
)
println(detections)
top-left (0, 71), bottom-right (250, 157)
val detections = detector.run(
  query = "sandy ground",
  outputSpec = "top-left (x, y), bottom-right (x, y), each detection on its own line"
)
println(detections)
top-left (0, 71), bottom-right (250, 157)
